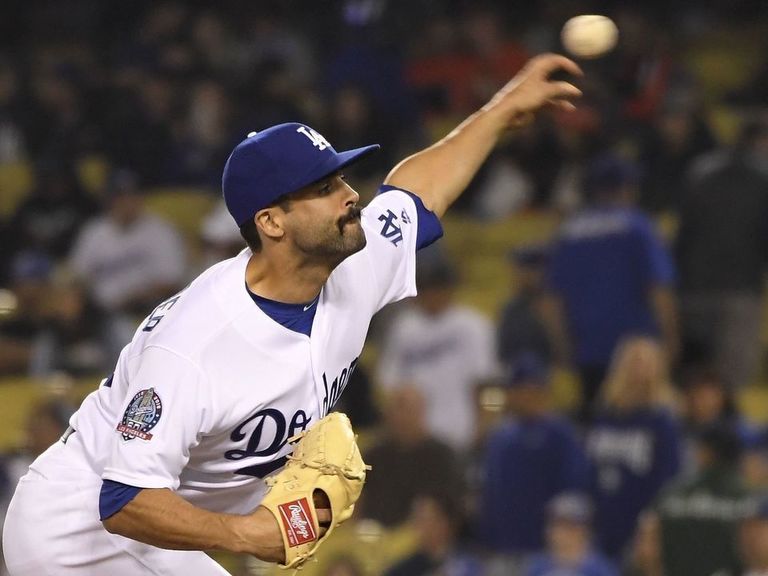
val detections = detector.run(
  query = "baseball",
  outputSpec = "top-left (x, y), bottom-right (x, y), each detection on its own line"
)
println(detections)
top-left (561, 15), bottom-right (618, 59)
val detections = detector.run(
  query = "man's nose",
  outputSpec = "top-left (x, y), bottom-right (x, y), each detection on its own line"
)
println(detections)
top-left (343, 181), bottom-right (359, 206)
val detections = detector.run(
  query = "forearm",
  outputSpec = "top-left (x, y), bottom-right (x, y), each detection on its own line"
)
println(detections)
top-left (384, 105), bottom-right (509, 217)
top-left (384, 54), bottom-right (582, 218)
top-left (103, 488), bottom-right (283, 561)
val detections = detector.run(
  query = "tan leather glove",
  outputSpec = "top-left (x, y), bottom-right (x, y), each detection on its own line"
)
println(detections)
top-left (259, 412), bottom-right (370, 569)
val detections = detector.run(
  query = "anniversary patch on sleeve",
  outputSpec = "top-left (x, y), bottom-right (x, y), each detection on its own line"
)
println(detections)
top-left (117, 388), bottom-right (163, 441)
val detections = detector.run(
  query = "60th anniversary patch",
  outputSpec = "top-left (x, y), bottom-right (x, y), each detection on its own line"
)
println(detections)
top-left (117, 388), bottom-right (162, 441)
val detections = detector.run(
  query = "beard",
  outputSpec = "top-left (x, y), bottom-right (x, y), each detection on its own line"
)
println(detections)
top-left (292, 207), bottom-right (367, 265)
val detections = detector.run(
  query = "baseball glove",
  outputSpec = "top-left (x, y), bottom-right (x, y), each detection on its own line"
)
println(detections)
top-left (260, 412), bottom-right (370, 569)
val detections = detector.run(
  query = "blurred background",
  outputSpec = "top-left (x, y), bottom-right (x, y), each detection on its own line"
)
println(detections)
top-left (3, 0), bottom-right (768, 574)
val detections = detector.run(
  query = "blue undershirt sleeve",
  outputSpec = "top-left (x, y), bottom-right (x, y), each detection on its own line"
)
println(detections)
top-left (99, 479), bottom-right (143, 520)
top-left (377, 185), bottom-right (444, 250)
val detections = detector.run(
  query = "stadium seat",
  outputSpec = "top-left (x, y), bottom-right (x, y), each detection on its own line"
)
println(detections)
top-left (0, 161), bottom-right (33, 218)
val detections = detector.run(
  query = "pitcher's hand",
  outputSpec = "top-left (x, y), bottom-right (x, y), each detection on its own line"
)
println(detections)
top-left (485, 53), bottom-right (584, 127)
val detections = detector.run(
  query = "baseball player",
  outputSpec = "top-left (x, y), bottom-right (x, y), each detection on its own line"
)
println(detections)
top-left (2, 54), bottom-right (582, 575)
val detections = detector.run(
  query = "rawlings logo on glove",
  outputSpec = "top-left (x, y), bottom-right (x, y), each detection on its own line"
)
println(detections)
top-left (259, 412), bottom-right (370, 569)
top-left (278, 498), bottom-right (317, 547)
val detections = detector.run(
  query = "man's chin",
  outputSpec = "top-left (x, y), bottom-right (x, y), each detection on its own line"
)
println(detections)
top-left (325, 219), bottom-right (366, 262)
top-left (327, 232), bottom-right (366, 267)
top-left (346, 228), bottom-right (367, 255)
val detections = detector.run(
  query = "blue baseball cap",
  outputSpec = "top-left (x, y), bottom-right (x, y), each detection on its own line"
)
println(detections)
top-left (583, 153), bottom-right (640, 198)
top-left (222, 123), bottom-right (380, 226)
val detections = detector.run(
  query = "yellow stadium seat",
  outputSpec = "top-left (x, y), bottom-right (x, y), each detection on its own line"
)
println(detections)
top-left (143, 187), bottom-right (219, 242)
top-left (682, 28), bottom-right (764, 100)
top-left (0, 377), bottom-right (100, 450)
top-left (0, 161), bottom-right (33, 217)
top-left (77, 155), bottom-right (110, 197)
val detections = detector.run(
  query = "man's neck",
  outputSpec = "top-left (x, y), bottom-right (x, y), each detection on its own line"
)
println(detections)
top-left (245, 250), bottom-right (332, 303)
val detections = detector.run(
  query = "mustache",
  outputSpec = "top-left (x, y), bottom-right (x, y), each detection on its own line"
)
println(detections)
top-left (338, 206), bottom-right (362, 229)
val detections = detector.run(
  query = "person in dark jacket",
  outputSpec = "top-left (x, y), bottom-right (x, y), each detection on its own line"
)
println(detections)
top-left (497, 244), bottom-right (553, 368)
top-left (361, 387), bottom-right (463, 528)
top-left (676, 119), bottom-right (768, 390)
top-left (478, 352), bottom-right (588, 572)
top-left (655, 424), bottom-right (753, 576)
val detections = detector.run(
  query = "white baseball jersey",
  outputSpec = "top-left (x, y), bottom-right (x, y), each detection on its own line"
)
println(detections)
top-left (377, 304), bottom-right (497, 451)
top-left (3, 189), bottom-right (432, 576)
top-left (77, 189), bottom-right (421, 510)
top-left (69, 212), bottom-right (187, 310)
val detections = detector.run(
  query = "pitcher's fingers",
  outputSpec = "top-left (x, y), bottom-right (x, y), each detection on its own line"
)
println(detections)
top-left (532, 53), bottom-right (584, 78)
top-left (548, 81), bottom-right (583, 100)
top-left (548, 99), bottom-right (578, 112)
top-left (317, 508), bottom-right (332, 525)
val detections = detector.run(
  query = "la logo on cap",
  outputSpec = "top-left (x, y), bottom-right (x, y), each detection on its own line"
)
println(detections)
top-left (296, 126), bottom-right (330, 151)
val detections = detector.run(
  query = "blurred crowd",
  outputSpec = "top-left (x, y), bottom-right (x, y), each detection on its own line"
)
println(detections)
top-left (3, 1), bottom-right (768, 575)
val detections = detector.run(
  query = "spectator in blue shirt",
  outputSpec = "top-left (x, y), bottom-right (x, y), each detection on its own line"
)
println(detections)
top-left (586, 337), bottom-right (682, 560)
top-left (544, 154), bottom-right (678, 422)
top-left (525, 493), bottom-right (618, 576)
top-left (477, 352), bottom-right (589, 573)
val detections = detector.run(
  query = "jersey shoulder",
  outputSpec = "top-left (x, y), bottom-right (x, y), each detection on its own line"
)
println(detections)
top-left (132, 251), bottom-right (251, 360)
top-left (326, 190), bottom-right (419, 301)
top-left (360, 188), bottom-right (419, 247)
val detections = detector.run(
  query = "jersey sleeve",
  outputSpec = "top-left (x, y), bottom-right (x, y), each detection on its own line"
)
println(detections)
top-left (99, 479), bottom-right (143, 520)
top-left (633, 215), bottom-right (675, 287)
top-left (101, 346), bottom-right (214, 490)
top-left (377, 185), bottom-right (444, 251)
top-left (360, 187), bottom-right (443, 310)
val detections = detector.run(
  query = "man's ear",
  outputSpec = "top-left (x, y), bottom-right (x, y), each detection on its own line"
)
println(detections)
top-left (255, 207), bottom-right (286, 241)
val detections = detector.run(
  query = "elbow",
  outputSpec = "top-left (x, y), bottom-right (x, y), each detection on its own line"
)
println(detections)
top-left (101, 514), bottom-right (120, 535)
top-left (102, 512), bottom-right (127, 536)
top-left (99, 480), bottom-right (145, 536)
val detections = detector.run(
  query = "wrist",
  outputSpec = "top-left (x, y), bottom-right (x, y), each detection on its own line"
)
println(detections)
top-left (217, 514), bottom-right (252, 555)
top-left (480, 96), bottom-right (530, 132)
top-left (479, 100), bottom-right (512, 128)
top-left (224, 507), bottom-right (285, 562)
